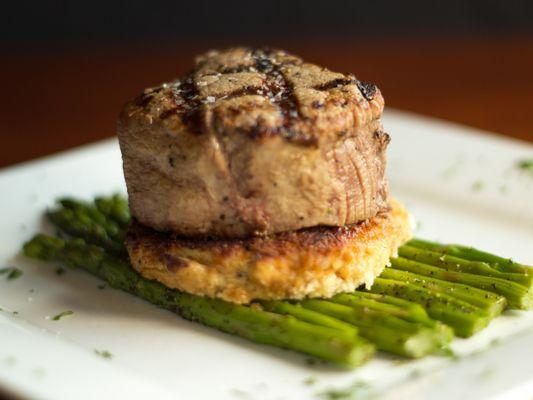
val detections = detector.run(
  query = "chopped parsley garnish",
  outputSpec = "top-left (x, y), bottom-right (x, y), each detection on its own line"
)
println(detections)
top-left (318, 380), bottom-right (370, 400)
top-left (3, 356), bottom-right (16, 366)
top-left (55, 267), bottom-right (66, 276)
top-left (409, 369), bottom-right (422, 379)
top-left (478, 366), bottom-right (495, 380)
top-left (0, 267), bottom-right (23, 281)
top-left (33, 367), bottom-right (46, 378)
top-left (52, 310), bottom-right (74, 321)
top-left (229, 388), bottom-right (251, 399)
top-left (471, 180), bottom-right (485, 192)
top-left (94, 349), bottom-right (113, 359)
top-left (517, 158), bottom-right (533, 173)
top-left (303, 376), bottom-right (317, 386)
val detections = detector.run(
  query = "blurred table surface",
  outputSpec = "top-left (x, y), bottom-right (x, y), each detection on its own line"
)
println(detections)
top-left (1, 36), bottom-right (532, 169)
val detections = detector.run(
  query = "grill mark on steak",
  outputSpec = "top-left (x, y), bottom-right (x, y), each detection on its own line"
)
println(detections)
top-left (314, 77), bottom-right (377, 102)
top-left (224, 85), bottom-right (266, 99)
top-left (162, 48), bottom-right (316, 143)
top-left (356, 81), bottom-right (377, 101)
top-left (249, 49), bottom-right (312, 144)
top-left (158, 48), bottom-right (376, 145)
top-left (158, 76), bottom-right (206, 135)
top-left (314, 78), bottom-right (357, 91)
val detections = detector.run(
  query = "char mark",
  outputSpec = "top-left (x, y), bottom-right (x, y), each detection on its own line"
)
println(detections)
top-left (250, 48), bottom-right (312, 144)
top-left (314, 78), bottom-right (357, 91)
top-left (161, 76), bottom-right (205, 133)
top-left (356, 81), bottom-right (377, 101)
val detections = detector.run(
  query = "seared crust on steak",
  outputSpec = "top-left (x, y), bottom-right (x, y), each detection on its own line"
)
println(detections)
top-left (126, 199), bottom-right (412, 304)
top-left (118, 47), bottom-right (389, 238)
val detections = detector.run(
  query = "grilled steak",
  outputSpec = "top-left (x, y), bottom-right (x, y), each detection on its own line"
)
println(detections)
top-left (118, 47), bottom-right (389, 238)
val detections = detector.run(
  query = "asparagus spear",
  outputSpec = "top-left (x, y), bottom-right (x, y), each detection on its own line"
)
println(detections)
top-left (48, 204), bottom-right (126, 256)
top-left (23, 234), bottom-right (374, 367)
top-left (389, 256), bottom-right (532, 310)
top-left (261, 301), bottom-right (358, 334)
top-left (332, 293), bottom-right (432, 326)
top-left (399, 245), bottom-right (532, 287)
top-left (94, 195), bottom-right (131, 228)
top-left (58, 198), bottom-right (126, 243)
top-left (367, 278), bottom-right (490, 337)
top-left (331, 293), bottom-right (454, 342)
top-left (384, 264), bottom-right (507, 317)
top-left (407, 238), bottom-right (532, 275)
top-left (300, 299), bottom-right (449, 358)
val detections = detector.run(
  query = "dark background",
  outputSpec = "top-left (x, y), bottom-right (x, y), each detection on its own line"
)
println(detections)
top-left (1, 0), bottom-right (533, 168)
top-left (3, 1), bottom-right (533, 45)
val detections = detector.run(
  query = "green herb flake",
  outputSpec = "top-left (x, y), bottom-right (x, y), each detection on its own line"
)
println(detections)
top-left (3, 356), bottom-right (16, 366)
top-left (409, 369), bottom-right (422, 379)
top-left (303, 376), bottom-right (317, 386)
top-left (55, 267), bottom-right (66, 276)
top-left (52, 310), bottom-right (74, 321)
top-left (33, 367), bottom-right (46, 378)
top-left (94, 349), bottom-right (113, 359)
top-left (471, 180), bottom-right (485, 192)
top-left (318, 381), bottom-right (370, 400)
top-left (479, 366), bottom-right (496, 380)
top-left (0, 267), bottom-right (23, 281)
top-left (517, 158), bottom-right (533, 173)
top-left (229, 388), bottom-right (253, 399)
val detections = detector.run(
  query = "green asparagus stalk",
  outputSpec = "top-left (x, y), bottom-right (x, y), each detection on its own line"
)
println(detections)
top-left (367, 277), bottom-right (490, 337)
top-left (390, 256), bottom-right (532, 310)
top-left (399, 245), bottom-right (532, 287)
top-left (342, 291), bottom-right (438, 318)
top-left (58, 198), bottom-right (126, 243)
top-left (94, 194), bottom-right (131, 228)
top-left (332, 293), bottom-right (432, 326)
top-left (407, 238), bottom-right (532, 275)
top-left (260, 301), bottom-right (358, 334)
top-left (331, 293), bottom-right (454, 341)
top-left (300, 299), bottom-right (449, 358)
top-left (47, 204), bottom-right (126, 256)
top-left (23, 234), bottom-right (374, 368)
top-left (383, 264), bottom-right (507, 317)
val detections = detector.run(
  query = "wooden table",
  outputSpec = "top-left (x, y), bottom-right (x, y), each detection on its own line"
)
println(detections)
top-left (1, 36), bottom-right (532, 169)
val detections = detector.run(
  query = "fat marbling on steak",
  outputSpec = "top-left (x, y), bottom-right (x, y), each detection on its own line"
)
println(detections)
top-left (118, 47), bottom-right (390, 238)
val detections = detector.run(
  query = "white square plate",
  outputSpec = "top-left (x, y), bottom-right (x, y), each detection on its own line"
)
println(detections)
top-left (1, 110), bottom-right (532, 400)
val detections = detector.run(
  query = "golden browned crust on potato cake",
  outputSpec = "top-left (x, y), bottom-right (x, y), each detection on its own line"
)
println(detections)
top-left (126, 198), bottom-right (412, 304)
